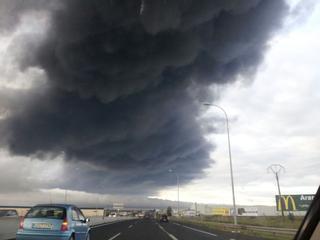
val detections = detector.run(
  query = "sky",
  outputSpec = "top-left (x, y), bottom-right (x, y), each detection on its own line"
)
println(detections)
top-left (0, 0), bottom-right (319, 207)
top-left (157, 0), bottom-right (320, 205)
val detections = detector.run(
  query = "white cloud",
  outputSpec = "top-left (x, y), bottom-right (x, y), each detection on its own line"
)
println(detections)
top-left (158, 1), bottom-right (320, 206)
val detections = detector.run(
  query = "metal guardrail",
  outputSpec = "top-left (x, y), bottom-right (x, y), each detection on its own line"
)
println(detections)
top-left (221, 223), bottom-right (298, 234)
top-left (226, 223), bottom-right (297, 235)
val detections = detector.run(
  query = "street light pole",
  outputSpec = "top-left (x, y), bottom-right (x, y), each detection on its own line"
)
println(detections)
top-left (169, 169), bottom-right (180, 216)
top-left (177, 174), bottom-right (180, 216)
top-left (268, 164), bottom-right (285, 218)
top-left (203, 103), bottom-right (237, 225)
top-left (64, 190), bottom-right (68, 203)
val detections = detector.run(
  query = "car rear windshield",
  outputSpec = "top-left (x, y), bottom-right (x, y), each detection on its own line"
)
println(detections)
top-left (25, 206), bottom-right (66, 219)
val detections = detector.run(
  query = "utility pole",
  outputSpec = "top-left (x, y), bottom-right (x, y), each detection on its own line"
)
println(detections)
top-left (195, 202), bottom-right (198, 216)
top-left (177, 174), bottom-right (180, 216)
top-left (169, 169), bottom-right (180, 216)
top-left (268, 164), bottom-right (285, 218)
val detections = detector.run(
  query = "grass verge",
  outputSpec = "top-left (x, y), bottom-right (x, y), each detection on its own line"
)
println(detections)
top-left (172, 217), bottom-right (297, 240)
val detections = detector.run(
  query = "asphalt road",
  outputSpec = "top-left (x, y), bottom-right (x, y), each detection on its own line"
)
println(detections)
top-left (90, 218), bottom-right (266, 240)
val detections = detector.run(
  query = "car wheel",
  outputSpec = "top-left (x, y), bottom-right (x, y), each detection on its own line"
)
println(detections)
top-left (69, 235), bottom-right (75, 240)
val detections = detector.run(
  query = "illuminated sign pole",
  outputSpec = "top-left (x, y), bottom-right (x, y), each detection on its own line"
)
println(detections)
top-left (268, 164), bottom-right (285, 218)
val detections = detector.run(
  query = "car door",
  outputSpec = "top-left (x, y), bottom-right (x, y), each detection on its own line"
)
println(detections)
top-left (71, 208), bottom-right (86, 240)
top-left (76, 208), bottom-right (89, 239)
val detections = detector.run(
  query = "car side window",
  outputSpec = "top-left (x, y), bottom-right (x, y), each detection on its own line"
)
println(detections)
top-left (76, 208), bottom-right (85, 221)
top-left (72, 208), bottom-right (80, 221)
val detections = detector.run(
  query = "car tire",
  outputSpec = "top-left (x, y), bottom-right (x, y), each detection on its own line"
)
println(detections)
top-left (69, 235), bottom-right (75, 240)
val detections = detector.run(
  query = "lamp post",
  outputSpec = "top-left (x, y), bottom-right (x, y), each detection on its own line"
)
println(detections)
top-left (64, 190), bottom-right (68, 203)
top-left (169, 169), bottom-right (180, 216)
top-left (203, 103), bottom-right (237, 225)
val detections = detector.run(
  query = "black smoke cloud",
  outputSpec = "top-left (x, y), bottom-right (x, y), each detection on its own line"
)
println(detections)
top-left (0, 0), bottom-right (287, 194)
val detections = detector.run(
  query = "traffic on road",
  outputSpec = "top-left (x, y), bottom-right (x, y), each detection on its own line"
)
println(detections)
top-left (11, 204), bottom-right (265, 240)
top-left (86, 218), bottom-right (263, 240)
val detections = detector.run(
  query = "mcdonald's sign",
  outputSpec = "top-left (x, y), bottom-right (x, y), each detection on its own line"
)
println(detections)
top-left (276, 194), bottom-right (315, 211)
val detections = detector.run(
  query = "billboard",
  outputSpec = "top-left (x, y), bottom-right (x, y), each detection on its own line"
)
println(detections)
top-left (238, 207), bottom-right (258, 216)
top-left (212, 208), bottom-right (230, 216)
top-left (113, 203), bottom-right (124, 210)
top-left (276, 194), bottom-right (315, 211)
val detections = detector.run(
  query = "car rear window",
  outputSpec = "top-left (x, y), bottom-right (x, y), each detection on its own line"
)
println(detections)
top-left (25, 206), bottom-right (66, 219)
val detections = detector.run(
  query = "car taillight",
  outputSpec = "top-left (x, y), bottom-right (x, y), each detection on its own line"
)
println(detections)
top-left (60, 218), bottom-right (68, 231)
top-left (19, 217), bottom-right (24, 229)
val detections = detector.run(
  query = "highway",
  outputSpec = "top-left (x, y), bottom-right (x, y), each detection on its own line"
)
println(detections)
top-left (90, 219), bottom-right (265, 240)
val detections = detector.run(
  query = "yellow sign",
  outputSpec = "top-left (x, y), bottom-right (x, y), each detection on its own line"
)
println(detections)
top-left (277, 195), bottom-right (297, 211)
top-left (212, 208), bottom-right (230, 216)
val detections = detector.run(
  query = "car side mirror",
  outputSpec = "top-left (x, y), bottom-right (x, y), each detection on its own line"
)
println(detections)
top-left (81, 218), bottom-right (90, 223)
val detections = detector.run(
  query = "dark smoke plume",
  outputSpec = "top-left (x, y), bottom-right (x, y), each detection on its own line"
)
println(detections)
top-left (0, 0), bottom-right (287, 193)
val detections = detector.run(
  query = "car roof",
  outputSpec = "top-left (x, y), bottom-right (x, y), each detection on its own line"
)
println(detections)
top-left (33, 203), bottom-right (77, 209)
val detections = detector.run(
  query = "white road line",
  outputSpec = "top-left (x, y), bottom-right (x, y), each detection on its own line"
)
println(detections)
top-left (108, 232), bottom-right (121, 240)
top-left (128, 224), bottom-right (133, 228)
top-left (157, 223), bottom-right (179, 240)
top-left (91, 220), bottom-right (128, 229)
top-left (173, 222), bottom-right (217, 237)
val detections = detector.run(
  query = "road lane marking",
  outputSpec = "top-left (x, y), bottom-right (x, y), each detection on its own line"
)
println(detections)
top-left (91, 219), bottom-right (132, 229)
top-left (128, 224), bottom-right (133, 228)
top-left (108, 232), bottom-right (121, 240)
top-left (173, 223), bottom-right (217, 237)
top-left (157, 223), bottom-right (178, 240)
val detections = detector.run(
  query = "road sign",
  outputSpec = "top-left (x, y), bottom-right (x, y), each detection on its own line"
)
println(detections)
top-left (276, 194), bottom-right (315, 211)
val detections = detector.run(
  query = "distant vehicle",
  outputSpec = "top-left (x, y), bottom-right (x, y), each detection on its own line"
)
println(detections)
top-left (109, 212), bottom-right (117, 217)
top-left (160, 214), bottom-right (169, 223)
top-left (16, 204), bottom-right (90, 240)
top-left (143, 211), bottom-right (155, 219)
top-left (0, 209), bottom-right (18, 217)
top-left (118, 211), bottom-right (128, 216)
top-left (137, 212), bottom-right (144, 218)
